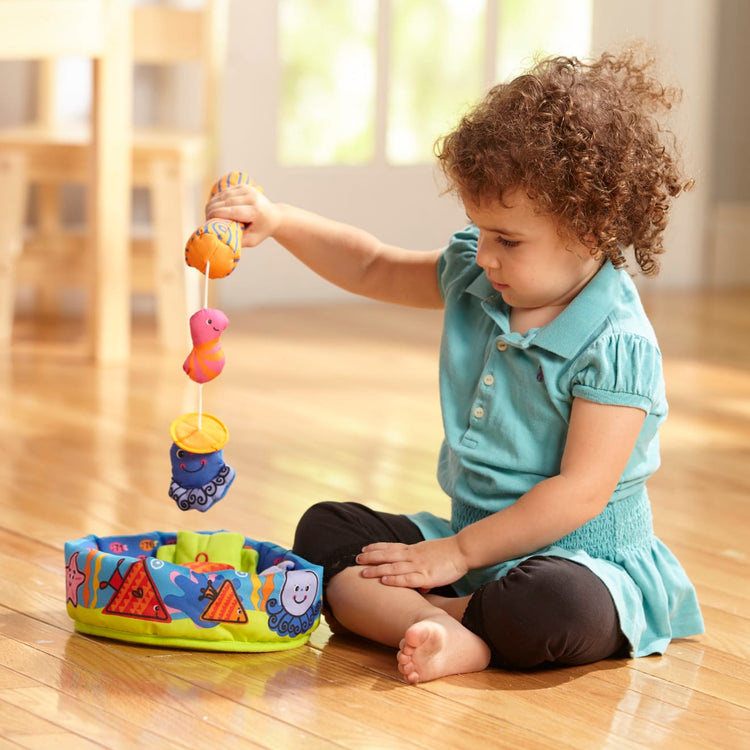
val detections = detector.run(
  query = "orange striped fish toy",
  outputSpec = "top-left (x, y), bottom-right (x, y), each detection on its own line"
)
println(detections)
top-left (184, 171), bottom-right (261, 278)
top-left (183, 308), bottom-right (229, 384)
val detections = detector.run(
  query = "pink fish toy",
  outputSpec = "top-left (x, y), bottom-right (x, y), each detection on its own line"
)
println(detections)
top-left (183, 308), bottom-right (229, 384)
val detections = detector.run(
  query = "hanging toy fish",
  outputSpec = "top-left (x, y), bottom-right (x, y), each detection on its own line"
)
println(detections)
top-left (170, 171), bottom-right (260, 512)
top-left (168, 442), bottom-right (235, 512)
top-left (184, 171), bottom-right (261, 278)
top-left (183, 307), bottom-right (229, 383)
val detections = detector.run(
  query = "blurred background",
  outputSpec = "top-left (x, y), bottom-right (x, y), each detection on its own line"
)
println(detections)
top-left (1, 0), bottom-right (747, 315)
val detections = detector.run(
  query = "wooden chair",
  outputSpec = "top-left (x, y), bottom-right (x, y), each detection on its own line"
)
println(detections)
top-left (0, 0), bottom-right (229, 352)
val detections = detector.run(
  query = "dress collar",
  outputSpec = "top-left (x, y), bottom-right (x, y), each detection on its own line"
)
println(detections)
top-left (466, 261), bottom-right (621, 358)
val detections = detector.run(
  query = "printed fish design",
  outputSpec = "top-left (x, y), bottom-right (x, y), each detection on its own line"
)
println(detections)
top-left (183, 308), bottom-right (229, 383)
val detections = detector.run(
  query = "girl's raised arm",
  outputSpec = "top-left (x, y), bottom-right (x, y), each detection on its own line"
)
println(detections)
top-left (206, 184), bottom-right (444, 309)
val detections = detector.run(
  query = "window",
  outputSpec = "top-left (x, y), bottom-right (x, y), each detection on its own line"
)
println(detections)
top-left (279, 0), bottom-right (377, 165)
top-left (388, 0), bottom-right (485, 164)
top-left (279, 0), bottom-right (592, 167)
top-left (496, 0), bottom-right (592, 80)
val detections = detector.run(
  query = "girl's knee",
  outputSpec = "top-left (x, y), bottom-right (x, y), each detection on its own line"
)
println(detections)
top-left (293, 501), bottom-right (386, 584)
top-left (295, 501), bottom-right (339, 536)
top-left (463, 556), bottom-right (626, 669)
top-left (292, 501), bottom-right (343, 562)
top-left (293, 500), bottom-right (425, 587)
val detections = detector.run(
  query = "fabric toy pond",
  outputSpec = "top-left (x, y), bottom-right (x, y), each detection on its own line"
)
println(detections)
top-left (65, 530), bottom-right (322, 652)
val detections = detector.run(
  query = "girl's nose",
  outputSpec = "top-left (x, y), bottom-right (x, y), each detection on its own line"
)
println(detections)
top-left (476, 234), bottom-right (499, 270)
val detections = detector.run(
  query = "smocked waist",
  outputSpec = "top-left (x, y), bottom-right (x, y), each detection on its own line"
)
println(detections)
top-left (451, 489), bottom-right (654, 560)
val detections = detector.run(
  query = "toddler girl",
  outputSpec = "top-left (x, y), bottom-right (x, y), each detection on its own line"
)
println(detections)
top-left (206, 48), bottom-right (704, 684)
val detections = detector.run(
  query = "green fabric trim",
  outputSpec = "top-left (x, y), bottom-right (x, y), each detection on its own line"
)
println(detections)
top-left (156, 530), bottom-right (259, 572)
top-left (74, 620), bottom-right (314, 652)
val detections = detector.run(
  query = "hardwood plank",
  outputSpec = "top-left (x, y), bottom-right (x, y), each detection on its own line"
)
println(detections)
top-left (0, 665), bottom-right (38, 691)
top-left (0, 620), bottom-right (318, 750)
top-left (0, 609), bottom-right (557, 750)
top-left (0, 697), bottom-right (103, 749)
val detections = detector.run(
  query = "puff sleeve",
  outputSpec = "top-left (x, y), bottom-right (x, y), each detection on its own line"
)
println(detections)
top-left (438, 225), bottom-right (482, 300)
top-left (570, 334), bottom-right (667, 416)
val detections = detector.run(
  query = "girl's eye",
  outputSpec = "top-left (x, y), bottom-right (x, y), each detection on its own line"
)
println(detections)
top-left (495, 236), bottom-right (520, 248)
top-left (206, 319), bottom-right (212, 325)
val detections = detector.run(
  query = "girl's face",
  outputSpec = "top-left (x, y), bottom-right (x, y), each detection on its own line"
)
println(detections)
top-left (466, 189), bottom-right (602, 313)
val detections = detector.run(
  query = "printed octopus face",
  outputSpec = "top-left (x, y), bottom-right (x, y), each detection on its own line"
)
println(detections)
top-left (280, 569), bottom-right (319, 617)
top-left (169, 443), bottom-right (225, 489)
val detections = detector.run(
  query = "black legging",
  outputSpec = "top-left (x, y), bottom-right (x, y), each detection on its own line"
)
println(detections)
top-left (293, 501), bottom-right (627, 670)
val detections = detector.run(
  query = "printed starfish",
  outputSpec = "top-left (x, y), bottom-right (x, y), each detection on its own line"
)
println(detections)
top-left (65, 551), bottom-right (86, 606)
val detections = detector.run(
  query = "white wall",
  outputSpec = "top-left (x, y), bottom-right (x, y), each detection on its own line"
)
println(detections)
top-left (708, 0), bottom-right (750, 286)
top-left (592, 0), bottom-right (719, 290)
top-left (713, 0), bottom-right (750, 203)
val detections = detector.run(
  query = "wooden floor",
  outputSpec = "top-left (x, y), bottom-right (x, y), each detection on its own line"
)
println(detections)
top-left (1, 288), bottom-right (749, 749)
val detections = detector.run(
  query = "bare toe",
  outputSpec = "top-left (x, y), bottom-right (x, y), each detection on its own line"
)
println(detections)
top-left (396, 615), bottom-right (490, 684)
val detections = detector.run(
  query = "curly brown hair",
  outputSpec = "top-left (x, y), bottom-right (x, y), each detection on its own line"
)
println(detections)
top-left (435, 47), bottom-right (693, 275)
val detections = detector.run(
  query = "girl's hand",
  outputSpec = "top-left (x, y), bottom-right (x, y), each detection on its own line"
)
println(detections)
top-left (356, 537), bottom-right (469, 591)
top-left (204, 184), bottom-right (282, 248)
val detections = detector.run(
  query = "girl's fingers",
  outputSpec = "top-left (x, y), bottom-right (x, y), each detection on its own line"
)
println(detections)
top-left (357, 548), bottom-right (408, 565)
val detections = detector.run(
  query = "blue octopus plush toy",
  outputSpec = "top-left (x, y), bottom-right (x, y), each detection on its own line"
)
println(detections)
top-left (168, 443), bottom-right (235, 512)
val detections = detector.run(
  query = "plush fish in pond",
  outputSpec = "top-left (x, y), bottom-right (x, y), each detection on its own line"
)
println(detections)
top-left (183, 308), bottom-right (229, 384)
top-left (168, 442), bottom-right (235, 512)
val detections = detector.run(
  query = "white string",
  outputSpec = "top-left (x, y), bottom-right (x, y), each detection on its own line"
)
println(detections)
top-left (197, 260), bottom-right (210, 432)
top-left (197, 383), bottom-right (203, 431)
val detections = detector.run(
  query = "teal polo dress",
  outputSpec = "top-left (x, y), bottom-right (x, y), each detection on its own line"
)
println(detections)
top-left (409, 226), bottom-right (704, 657)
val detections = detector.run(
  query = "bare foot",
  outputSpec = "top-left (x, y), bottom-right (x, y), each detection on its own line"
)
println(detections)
top-left (396, 613), bottom-right (491, 684)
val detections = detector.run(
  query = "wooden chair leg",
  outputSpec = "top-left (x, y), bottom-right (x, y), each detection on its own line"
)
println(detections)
top-left (35, 183), bottom-right (65, 316)
top-left (149, 159), bottom-right (201, 352)
top-left (0, 152), bottom-right (28, 346)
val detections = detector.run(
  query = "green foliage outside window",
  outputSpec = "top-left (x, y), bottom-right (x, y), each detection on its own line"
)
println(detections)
top-left (279, 0), bottom-right (377, 165)
top-left (279, 0), bottom-right (591, 166)
top-left (497, 0), bottom-right (592, 80)
top-left (388, 0), bottom-right (485, 164)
